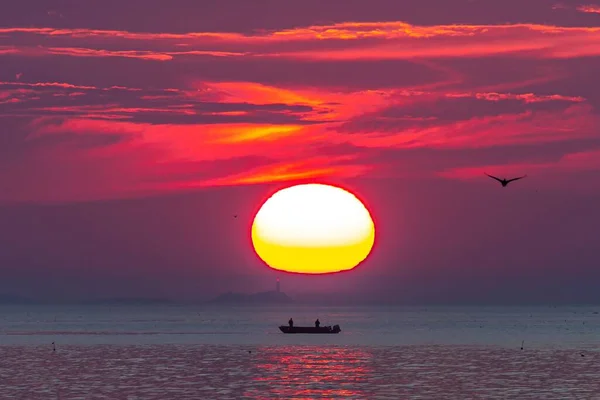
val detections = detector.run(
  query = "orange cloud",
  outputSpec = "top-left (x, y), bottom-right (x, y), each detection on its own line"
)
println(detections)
top-left (196, 81), bottom-right (396, 123)
top-left (201, 156), bottom-right (371, 187)
top-left (3, 21), bottom-right (600, 62)
top-left (577, 5), bottom-right (600, 14)
top-left (10, 79), bottom-right (595, 156)
top-left (2, 22), bottom-right (598, 42)
top-left (344, 103), bottom-right (598, 151)
top-left (4, 10), bottom-right (600, 204)
top-left (0, 27), bottom-right (242, 42)
top-left (444, 92), bottom-right (584, 103)
top-left (1, 71), bottom-right (597, 202)
top-left (46, 47), bottom-right (174, 61)
top-left (4, 46), bottom-right (248, 61)
top-left (0, 81), bottom-right (137, 91)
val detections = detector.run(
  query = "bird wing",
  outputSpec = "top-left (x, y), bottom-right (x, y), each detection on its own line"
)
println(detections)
top-left (485, 173), bottom-right (503, 183)
top-left (506, 175), bottom-right (527, 183)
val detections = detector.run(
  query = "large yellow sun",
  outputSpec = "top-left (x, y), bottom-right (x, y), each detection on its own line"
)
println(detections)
top-left (251, 183), bottom-right (375, 274)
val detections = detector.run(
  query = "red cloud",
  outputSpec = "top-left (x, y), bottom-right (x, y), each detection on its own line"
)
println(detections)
top-left (2, 14), bottom-right (600, 202)
top-left (2, 21), bottom-right (600, 62)
top-left (1, 76), bottom-right (595, 203)
top-left (576, 5), bottom-right (600, 14)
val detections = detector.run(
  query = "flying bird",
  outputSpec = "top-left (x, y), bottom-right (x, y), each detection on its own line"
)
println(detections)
top-left (485, 173), bottom-right (527, 187)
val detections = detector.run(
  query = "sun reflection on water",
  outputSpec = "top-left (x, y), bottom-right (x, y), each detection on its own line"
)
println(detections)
top-left (246, 346), bottom-right (372, 399)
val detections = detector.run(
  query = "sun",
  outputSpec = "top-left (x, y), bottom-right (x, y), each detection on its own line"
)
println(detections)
top-left (251, 183), bottom-right (375, 274)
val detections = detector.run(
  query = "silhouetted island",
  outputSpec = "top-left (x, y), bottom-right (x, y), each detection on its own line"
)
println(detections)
top-left (83, 297), bottom-right (173, 305)
top-left (0, 293), bottom-right (34, 304)
top-left (208, 290), bottom-right (293, 305)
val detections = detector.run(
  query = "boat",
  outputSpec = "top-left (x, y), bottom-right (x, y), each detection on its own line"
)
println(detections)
top-left (279, 324), bottom-right (341, 334)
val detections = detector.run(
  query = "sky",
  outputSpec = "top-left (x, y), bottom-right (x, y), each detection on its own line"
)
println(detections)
top-left (1, 0), bottom-right (600, 303)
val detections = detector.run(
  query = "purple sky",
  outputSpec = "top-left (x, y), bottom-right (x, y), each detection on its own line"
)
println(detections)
top-left (1, 0), bottom-right (599, 303)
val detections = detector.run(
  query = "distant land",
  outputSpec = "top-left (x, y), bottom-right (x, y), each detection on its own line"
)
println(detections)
top-left (82, 297), bottom-right (173, 305)
top-left (0, 294), bottom-right (173, 305)
top-left (0, 293), bottom-right (35, 304)
top-left (208, 290), bottom-right (293, 305)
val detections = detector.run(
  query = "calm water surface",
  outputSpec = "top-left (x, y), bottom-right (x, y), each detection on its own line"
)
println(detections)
top-left (1, 304), bottom-right (599, 398)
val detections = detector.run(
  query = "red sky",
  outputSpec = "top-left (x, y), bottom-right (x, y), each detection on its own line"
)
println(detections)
top-left (1, 0), bottom-right (599, 303)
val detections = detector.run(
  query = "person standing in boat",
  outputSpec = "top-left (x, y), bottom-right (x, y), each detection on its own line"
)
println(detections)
top-left (315, 318), bottom-right (320, 328)
top-left (288, 318), bottom-right (294, 327)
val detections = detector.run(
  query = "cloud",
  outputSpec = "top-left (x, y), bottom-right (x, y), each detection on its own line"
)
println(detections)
top-left (576, 4), bottom-right (600, 14)
top-left (1, 8), bottom-right (600, 203)
top-left (334, 91), bottom-right (596, 151)
top-left (2, 21), bottom-right (600, 63)
top-left (46, 47), bottom-right (175, 61)
top-left (1, 75), bottom-right (597, 203)
top-left (0, 81), bottom-right (325, 126)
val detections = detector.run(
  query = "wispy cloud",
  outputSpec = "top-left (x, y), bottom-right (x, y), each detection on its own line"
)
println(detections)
top-left (1, 11), bottom-right (600, 202)
top-left (1, 73), bottom-right (596, 202)
top-left (2, 22), bottom-right (600, 62)
top-left (576, 4), bottom-right (600, 14)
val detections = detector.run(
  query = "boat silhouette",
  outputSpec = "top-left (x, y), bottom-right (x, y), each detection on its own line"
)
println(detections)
top-left (279, 324), bottom-right (341, 334)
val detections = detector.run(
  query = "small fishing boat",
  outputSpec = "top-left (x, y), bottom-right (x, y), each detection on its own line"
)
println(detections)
top-left (279, 324), bottom-right (341, 334)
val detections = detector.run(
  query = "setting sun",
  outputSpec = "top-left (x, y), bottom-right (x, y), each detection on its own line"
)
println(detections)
top-left (251, 183), bottom-right (375, 274)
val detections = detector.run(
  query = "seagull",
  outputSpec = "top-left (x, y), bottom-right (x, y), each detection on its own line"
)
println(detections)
top-left (485, 173), bottom-right (527, 187)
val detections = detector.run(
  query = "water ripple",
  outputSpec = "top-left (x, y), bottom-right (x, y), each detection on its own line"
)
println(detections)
top-left (1, 345), bottom-right (599, 399)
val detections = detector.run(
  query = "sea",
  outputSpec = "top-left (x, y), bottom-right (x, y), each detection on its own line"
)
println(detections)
top-left (1, 304), bottom-right (600, 399)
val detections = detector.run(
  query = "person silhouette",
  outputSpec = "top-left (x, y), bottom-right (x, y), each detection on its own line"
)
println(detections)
top-left (288, 318), bottom-right (294, 328)
top-left (315, 318), bottom-right (320, 328)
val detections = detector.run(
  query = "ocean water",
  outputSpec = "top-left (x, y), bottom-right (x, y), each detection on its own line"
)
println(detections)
top-left (1, 304), bottom-right (600, 398)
